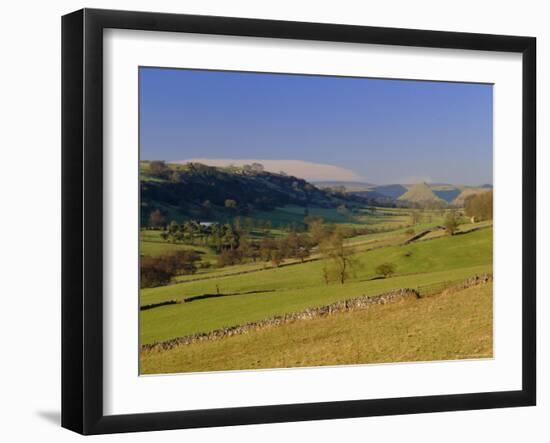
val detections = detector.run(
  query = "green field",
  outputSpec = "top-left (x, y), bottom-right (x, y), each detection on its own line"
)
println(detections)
top-left (140, 227), bottom-right (492, 344)
top-left (141, 282), bottom-right (493, 373)
top-left (250, 205), bottom-right (416, 229)
top-left (140, 230), bottom-right (218, 265)
top-left (139, 195), bottom-right (493, 374)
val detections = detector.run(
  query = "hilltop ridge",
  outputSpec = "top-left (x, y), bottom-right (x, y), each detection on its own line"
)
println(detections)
top-left (140, 161), bottom-right (363, 225)
top-left (397, 182), bottom-right (445, 205)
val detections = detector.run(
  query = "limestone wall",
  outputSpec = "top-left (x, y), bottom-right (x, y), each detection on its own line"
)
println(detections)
top-left (141, 274), bottom-right (492, 352)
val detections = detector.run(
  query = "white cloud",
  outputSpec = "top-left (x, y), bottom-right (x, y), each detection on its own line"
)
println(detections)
top-left (178, 158), bottom-right (364, 182)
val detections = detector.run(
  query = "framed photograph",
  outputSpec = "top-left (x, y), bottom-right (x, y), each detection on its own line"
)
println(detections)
top-left (62, 8), bottom-right (536, 435)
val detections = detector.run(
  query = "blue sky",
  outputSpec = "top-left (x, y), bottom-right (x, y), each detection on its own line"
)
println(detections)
top-left (139, 67), bottom-right (493, 185)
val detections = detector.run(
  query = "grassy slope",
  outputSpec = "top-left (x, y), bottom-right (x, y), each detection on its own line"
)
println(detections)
top-left (140, 282), bottom-right (493, 374)
top-left (140, 228), bottom-right (492, 344)
top-left (141, 230), bottom-right (213, 256)
top-left (398, 182), bottom-right (444, 203)
top-left (251, 205), bottom-right (352, 225)
top-left (249, 205), bottom-right (411, 230)
top-left (140, 230), bottom-right (219, 269)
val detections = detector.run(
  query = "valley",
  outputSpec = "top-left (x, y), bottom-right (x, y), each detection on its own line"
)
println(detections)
top-left (139, 161), bottom-right (493, 373)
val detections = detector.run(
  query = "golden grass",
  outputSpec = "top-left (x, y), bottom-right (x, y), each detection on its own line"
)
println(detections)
top-left (140, 283), bottom-right (492, 374)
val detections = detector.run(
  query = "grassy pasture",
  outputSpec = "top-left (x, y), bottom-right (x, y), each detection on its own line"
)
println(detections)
top-left (140, 228), bottom-right (492, 344)
top-left (420, 220), bottom-right (493, 242)
top-left (140, 282), bottom-right (493, 373)
top-left (249, 204), bottom-right (414, 230)
top-left (140, 230), bottom-right (218, 266)
top-left (252, 205), bottom-right (352, 225)
top-left (141, 227), bottom-right (491, 306)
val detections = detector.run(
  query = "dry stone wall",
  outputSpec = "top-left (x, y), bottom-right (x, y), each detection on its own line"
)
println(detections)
top-left (440, 273), bottom-right (492, 295)
top-left (141, 274), bottom-right (493, 353)
top-left (142, 288), bottom-right (419, 352)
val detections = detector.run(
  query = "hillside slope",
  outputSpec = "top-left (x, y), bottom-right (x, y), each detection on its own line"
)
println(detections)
top-left (431, 185), bottom-right (462, 202)
top-left (140, 161), bottom-right (363, 225)
top-left (373, 184), bottom-right (408, 199)
top-left (141, 282), bottom-right (493, 373)
top-left (398, 182), bottom-right (444, 204)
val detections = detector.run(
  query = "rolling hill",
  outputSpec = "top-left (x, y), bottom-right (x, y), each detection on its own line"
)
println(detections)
top-left (141, 161), bottom-right (492, 225)
top-left (373, 184), bottom-right (408, 199)
top-left (397, 182), bottom-right (445, 205)
top-left (431, 185), bottom-right (462, 203)
top-left (351, 184), bottom-right (408, 205)
top-left (140, 161), bottom-right (365, 225)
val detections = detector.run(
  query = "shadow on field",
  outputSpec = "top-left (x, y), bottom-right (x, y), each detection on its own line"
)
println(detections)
top-left (360, 275), bottom-right (386, 282)
top-left (183, 289), bottom-right (276, 303)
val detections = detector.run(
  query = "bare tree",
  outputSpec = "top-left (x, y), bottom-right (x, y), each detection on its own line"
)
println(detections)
top-left (320, 228), bottom-right (358, 284)
top-left (444, 210), bottom-right (460, 235)
top-left (410, 209), bottom-right (422, 225)
top-left (148, 209), bottom-right (165, 229)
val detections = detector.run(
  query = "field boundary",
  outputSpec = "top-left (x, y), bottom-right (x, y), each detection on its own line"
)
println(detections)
top-left (417, 273), bottom-right (493, 297)
top-left (142, 288), bottom-right (419, 351)
top-left (147, 224), bottom-right (491, 288)
top-left (141, 273), bottom-right (492, 352)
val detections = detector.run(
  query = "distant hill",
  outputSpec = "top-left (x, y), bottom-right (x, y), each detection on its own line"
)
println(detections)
top-left (372, 184), bottom-right (408, 199)
top-left (351, 190), bottom-right (395, 204)
top-left (351, 183), bottom-right (467, 206)
top-left (140, 161), bottom-right (364, 225)
top-left (397, 183), bottom-right (445, 204)
top-left (430, 185), bottom-right (462, 203)
top-left (140, 161), bottom-right (491, 224)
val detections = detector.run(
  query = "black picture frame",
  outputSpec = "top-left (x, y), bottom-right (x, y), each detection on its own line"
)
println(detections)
top-left (62, 8), bottom-right (536, 435)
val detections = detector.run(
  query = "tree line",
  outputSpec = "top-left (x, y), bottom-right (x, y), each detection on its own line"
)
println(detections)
top-left (140, 160), bottom-right (359, 222)
top-left (140, 213), bottom-right (405, 288)
top-left (464, 191), bottom-right (493, 221)
top-left (140, 250), bottom-right (202, 288)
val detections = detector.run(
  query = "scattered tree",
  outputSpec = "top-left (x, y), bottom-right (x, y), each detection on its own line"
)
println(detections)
top-left (224, 199), bottom-right (237, 213)
top-left (410, 209), bottom-right (422, 225)
top-left (149, 160), bottom-right (168, 177)
top-left (444, 210), bottom-right (460, 235)
top-left (140, 250), bottom-right (201, 288)
top-left (269, 248), bottom-right (284, 267)
top-left (140, 258), bottom-right (173, 288)
top-left (322, 265), bottom-right (330, 285)
top-left (320, 228), bottom-right (358, 284)
top-left (464, 191), bottom-right (493, 221)
top-left (251, 162), bottom-right (264, 173)
top-left (148, 209), bottom-right (165, 229)
top-left (306, 216), bottom-right (328, 245)
top-left (217, 249), bottom-right (243, 267)
top-left (376, 262), bottom-right (396, 278)
top-left (169, 171), bottom-right (182, 183)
